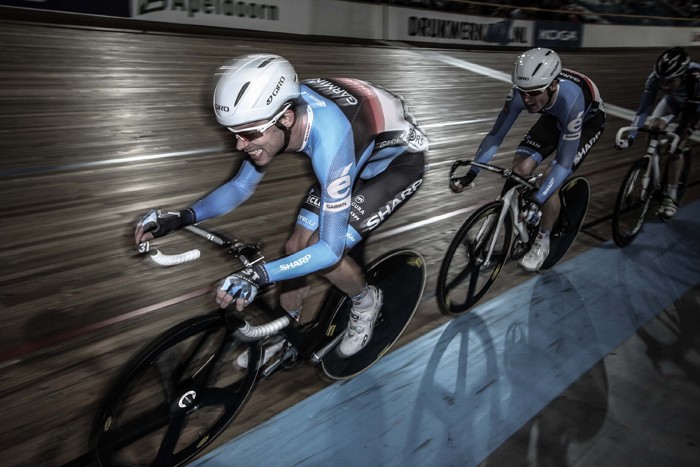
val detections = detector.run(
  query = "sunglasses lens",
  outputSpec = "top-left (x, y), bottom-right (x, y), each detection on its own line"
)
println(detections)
top-left (519, 88), bottom-right (544, 97)
top-left (237, 130), bottom-right (264, 141)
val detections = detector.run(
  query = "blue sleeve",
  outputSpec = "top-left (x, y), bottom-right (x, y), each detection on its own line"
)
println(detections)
top-left (534, 92), bottom-right (584, 204)
top-left (473, 90), bottom-right (522, 173)
top-left (190, 159), bottom-right (264, 221)
top-left (264, 110), bottom-right (357, 283)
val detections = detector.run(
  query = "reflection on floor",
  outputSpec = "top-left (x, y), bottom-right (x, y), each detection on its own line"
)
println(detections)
top-left (194, 202), bottom-right (700, 467)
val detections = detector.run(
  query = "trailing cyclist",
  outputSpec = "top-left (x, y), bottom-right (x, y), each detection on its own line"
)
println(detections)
top-left (615, 46), bottom-right (699, 221)
top-left (134, 54), bottom-right (428, 358)
top-left (451, 48), bottom-right (605, 272)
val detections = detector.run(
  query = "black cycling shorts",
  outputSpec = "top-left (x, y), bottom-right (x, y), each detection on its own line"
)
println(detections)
top-left (296, 151), bottom-right (424, 246)
top-left (516, 110), bottom-right (606, 172)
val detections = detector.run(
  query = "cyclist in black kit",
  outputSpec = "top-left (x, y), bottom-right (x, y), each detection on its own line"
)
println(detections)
top-left (616, 46), bottom-right (699, 221)
top-left (452, 48), bottom-right (605, 272)
top-left (134, 54), bottom-right (428, 359)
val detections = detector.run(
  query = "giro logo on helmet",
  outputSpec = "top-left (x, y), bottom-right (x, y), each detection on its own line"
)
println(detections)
top-left (266, 76), bottom-right (286, 105)
top-left (215, 104), bottom-right (230, 112)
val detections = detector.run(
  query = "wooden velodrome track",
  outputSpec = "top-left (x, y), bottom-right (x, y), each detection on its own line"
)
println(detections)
top-left (0, 11), bottom-right (698, 466)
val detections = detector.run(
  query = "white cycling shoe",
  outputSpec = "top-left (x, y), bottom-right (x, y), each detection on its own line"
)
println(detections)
top-left (520, 237), bottom-right (550, 272)
top-left (337, 286), bottom-right (383, 358)
top-left (657, 196), bottom-right (678, 222)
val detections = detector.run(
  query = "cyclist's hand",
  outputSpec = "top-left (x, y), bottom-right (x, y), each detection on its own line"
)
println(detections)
top-left (216, 264), bottom-right (270, 311)
top-left (615, 135), bottom-right (634, 150)
top-left (134, 208), bottom-right (195, 245)
top-left (519, 199), bottom-right (542, 226)
top-left (450, 170), bottom-right (477, 193)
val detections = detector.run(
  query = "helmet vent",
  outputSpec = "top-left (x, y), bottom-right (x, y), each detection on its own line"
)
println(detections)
top-left (234, 82), bottom-right (250, 107)
top-left (258, 58), bottom-right (276, 68)
top-left (532, 63), bottom-right (543, 77)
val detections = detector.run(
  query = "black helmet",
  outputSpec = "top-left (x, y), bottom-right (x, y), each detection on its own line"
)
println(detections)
top-left (654, 47), bottom-right (690, 80)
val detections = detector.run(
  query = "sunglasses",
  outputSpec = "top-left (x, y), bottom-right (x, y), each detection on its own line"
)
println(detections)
top-left (227, 104), bottom-right (291, 142)
top-left (517, 87), bottom-right (547, 98)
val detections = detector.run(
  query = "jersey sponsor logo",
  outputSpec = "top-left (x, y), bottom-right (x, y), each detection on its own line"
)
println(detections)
top-left (308, 79), bottom-right (358, 106)
top-left (355, 195), bottom-right (364, 203)
top-left (327, 163), bottom-right (353, 199)
top-left (280, 254), bottom-right (312, 271)
top-left (306, 194), bottom-right (321, 208)
top-left (266, 76), bottom-right (286, 105)
top-left (566, 111), bottom-right (584, 134)
top-left (366, 179), bottom-right (422, 230)
top-left (323, 197), bottom-right (351, 212)
top-left (351, 201), bottom-right (365, 215)
top-left (541, 176), bottom-right (556, 197)
top-left (297, 213), bottom-right (317, 228)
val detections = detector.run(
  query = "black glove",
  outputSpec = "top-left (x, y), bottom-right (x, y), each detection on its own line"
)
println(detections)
top-left (450, 170), bottom-right (477, 193)
top-left (137, 208), bottom-right (196, 239)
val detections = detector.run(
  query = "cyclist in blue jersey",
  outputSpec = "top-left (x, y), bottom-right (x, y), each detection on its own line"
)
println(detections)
top-left (134, 54), bottom-right (428, 358)
top-left (451, 48), bottom-right (605, 272)
top-left (615, 46), bottom-right (699, 221)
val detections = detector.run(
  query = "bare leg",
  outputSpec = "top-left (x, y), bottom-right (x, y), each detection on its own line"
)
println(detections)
top-left (279, 225), bottom-right (366, 313)
top-left (512, 155), bottom-right (560, 231)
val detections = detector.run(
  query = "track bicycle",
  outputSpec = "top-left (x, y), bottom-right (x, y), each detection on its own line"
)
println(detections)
top-left (612, 126), bottom-right (692, 247)
top-left (90, 224), bottom-right (426, 466)
top-left (437, 160), bottom-right (590, 316)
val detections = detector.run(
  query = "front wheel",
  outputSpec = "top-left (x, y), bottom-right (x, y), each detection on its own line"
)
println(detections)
top-left (612, 157), bottom-right (653, 247)
top-left (437, 201), bottom-right (512, 316)
top-left (90, 314), bottom-right (260, 467)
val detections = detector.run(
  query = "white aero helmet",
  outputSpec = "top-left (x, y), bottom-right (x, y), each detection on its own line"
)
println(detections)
top-left (512, 48), bottom-right (562, 92)
top-left (213, 54), bottom-right (300, 127)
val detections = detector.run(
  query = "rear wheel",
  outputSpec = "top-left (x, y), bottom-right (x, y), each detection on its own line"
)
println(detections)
top-left (541, 176), bottom-right (590, 270)
top-left (612, 157), bottom-right (653, 247)
top-left (91, 314), bottom-right (259, 466)
top-left (320, 250), bottom-right (427, 381)
top-left (437, 201), bottom-right (512, 316)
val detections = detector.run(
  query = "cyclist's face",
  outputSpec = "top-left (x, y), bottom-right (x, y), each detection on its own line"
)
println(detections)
top-left (232, 119), bottom-right (283, 166)
top-left (659, 76), bottom-right (681, 93)
top-left (518, 84), bottom-right (554, 113)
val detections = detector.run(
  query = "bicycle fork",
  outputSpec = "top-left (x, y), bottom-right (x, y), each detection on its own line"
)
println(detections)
top-left (480, 189), bottom-right (521, 267)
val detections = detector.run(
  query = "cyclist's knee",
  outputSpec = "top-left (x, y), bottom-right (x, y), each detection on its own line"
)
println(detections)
top-left (285, 227), bottom-right (316, 254)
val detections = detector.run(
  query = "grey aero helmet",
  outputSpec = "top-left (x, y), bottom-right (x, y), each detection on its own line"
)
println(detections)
top-left (213, 54), bottom-right (300, 127)
top-left (512, 48), bottom-right (562, 92)
top-left (654, 47), bottom-right (690, 80)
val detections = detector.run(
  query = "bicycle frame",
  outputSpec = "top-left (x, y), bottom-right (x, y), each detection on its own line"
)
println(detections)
top-left (456, 160), bottom-right (539, 267)
top-left (615, 126), bottom-right (681, 199)
top-left (139, 224), bottom-right (346, 370)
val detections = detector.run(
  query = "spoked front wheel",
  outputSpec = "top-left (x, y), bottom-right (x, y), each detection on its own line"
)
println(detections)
top-left (437, 201), bottom-right (512, 315)
top-left (320, 249), bottom-right (427, 381)
top-left (612, 157), bottom-right (653, 247)
top-left (91, 314), bottom-right (260, 467)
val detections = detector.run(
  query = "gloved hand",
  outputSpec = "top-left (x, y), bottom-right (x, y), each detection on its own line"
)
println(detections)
top-left (216, 263), bottom-right (270, 311)
top-left (519, 199), bottom-right (542, 226)
top-left (134, 208), bottom-right (195, 245)
top-left (615, 135), bottom-right (634, 150)
top-left (450, 170), bottom-right (477, 193)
